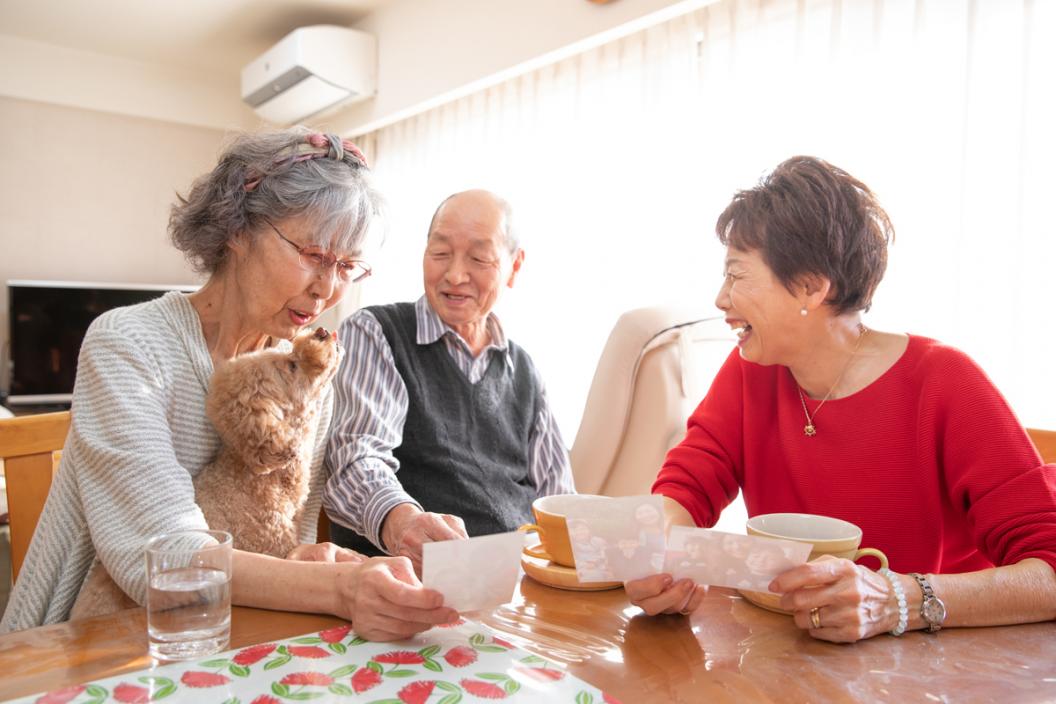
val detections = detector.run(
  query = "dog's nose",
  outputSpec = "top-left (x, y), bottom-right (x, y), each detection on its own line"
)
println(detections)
top-left (314, 327), bottom-right (329, 340)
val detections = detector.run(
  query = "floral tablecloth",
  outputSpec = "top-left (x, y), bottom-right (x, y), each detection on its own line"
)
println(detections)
top-left (15, 619), bottom-right (619, 704)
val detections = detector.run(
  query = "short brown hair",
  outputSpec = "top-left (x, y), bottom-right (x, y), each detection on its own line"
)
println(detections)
top-left (716, 156), bottom-right (893, 314)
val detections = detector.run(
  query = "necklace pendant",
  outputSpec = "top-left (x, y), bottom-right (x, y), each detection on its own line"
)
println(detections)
top-left (804, 424), bottom-right (817, 437)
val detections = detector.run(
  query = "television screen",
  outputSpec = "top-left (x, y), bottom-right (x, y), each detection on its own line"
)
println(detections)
top-left (6, 280), bottom-right (197, 405)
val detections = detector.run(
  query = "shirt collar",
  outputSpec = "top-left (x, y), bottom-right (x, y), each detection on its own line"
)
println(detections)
top-left (415, 295), bottom-right (512, 363)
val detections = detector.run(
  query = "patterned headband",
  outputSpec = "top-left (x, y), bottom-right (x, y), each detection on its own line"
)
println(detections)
top-left (244, 133), bottom-right (367, 192)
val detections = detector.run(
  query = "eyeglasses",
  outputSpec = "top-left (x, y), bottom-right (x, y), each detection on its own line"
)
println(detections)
top-left (262, 217), bottom-right (372, 284)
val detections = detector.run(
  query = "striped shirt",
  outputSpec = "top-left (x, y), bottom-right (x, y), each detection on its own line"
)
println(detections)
top-left (324, 296), bottom-right (574, 550)
top-left (1, 293), bottom-right (330, 633)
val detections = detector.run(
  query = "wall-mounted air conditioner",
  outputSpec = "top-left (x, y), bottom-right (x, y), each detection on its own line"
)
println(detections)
top-left (241, 25), bottom-right (377, 125)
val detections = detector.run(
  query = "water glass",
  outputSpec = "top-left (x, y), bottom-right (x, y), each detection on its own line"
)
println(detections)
top-left (145, 529), bottom-right (232, 661)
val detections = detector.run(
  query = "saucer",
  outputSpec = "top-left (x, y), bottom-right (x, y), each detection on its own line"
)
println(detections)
top-left (738, 588), bottom-right (792, 615)
top-left (521, 552), bottom-right (622, 592)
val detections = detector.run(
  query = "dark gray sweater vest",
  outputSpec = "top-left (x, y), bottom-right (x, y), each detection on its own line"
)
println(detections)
top-left (330, 302), bottom-right (540, 556)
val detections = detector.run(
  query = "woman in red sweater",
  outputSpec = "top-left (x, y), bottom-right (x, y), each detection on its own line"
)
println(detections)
top-left (627, 157), bottom-right (1056, 642)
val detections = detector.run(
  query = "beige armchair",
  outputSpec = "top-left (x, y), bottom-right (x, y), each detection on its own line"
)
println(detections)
top-left (570, 307), bottom-right (735, 497)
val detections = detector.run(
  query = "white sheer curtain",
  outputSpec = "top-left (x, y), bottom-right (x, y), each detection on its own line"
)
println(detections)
top-left (356, 0), bottom-right (1056, 441)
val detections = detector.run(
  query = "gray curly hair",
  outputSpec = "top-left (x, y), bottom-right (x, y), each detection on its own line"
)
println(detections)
top-left (169, 127), bottom-right (384, 274)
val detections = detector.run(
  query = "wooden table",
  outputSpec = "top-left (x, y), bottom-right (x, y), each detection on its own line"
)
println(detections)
top-left (2, 576), bottom-right (1055, 702)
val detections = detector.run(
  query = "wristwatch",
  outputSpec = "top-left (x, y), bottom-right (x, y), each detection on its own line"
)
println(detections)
top-left (909, 572), bottom-right (946, 632)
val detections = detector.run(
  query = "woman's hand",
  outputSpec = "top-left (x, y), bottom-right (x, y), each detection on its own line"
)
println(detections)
top-left (334, 556), bottom-right (459, 642)
top-left (770, 557), bottom-right (898, 643)
top-left (286, 542), bottom-right (367, 563)
top-left (624, 574), bottom-right (708, 616)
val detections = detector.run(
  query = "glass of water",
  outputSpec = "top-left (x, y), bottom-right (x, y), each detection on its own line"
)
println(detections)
top-left (145, 529), bottom-right (232, 661)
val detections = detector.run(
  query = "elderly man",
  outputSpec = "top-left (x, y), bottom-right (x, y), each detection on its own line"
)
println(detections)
top-left (324, 189), bottom-right (574, 569)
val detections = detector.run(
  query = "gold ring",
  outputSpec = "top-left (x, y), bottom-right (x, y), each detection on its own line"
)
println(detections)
top-left (810, 607), bottom-right (822, 629)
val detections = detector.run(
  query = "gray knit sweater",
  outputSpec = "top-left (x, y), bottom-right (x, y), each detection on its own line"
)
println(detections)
top-left (1, 292), bottom-right (330, 633)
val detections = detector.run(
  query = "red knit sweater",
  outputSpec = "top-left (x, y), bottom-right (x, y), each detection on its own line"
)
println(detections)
top-left (653, 335), bottom-right (1056, 575)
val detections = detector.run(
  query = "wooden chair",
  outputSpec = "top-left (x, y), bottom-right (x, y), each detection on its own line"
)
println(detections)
top-left (1027, 428), bottom-right (1056, 464)
top-left (317, 509), bottom-right (330, 543)
top-left (0, 411), bottom-right (71, 581)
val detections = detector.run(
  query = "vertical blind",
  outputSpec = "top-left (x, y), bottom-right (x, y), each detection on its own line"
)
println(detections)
top-left (357, 0), bottom-right (1056, 440)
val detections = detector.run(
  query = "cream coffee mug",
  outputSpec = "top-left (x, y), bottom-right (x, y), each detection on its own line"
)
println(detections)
top-left (741, 513), bottom-right (888, 614)
top-left (518, 494), bottom-right (606, 567)
top-left (746, 513), bottom-right (888, 567)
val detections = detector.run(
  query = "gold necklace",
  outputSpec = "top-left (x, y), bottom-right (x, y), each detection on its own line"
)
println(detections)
top-left (796, 324), bottom-right (868, 437)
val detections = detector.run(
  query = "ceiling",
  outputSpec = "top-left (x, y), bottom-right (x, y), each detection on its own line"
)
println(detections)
top-left (0, 0), bottom-right (391, 75)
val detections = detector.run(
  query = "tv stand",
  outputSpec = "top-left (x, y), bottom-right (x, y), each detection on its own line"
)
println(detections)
top-left (5, 402), bottom-right (71, 417)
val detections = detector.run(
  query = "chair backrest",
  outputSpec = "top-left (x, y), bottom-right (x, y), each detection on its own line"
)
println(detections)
top-left (571, 308), bottom-right (733, 496)
top-left (1027, 428), bottom-right (1056, 464)
top-left (0, 411), bottom-right (70, 580)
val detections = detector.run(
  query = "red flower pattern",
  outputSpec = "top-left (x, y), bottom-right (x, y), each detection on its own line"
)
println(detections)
top-left (180, 671), bottom-right (231, 688)
top-left (443, 645), bottom-right (478, 667)
top-left (232, 643), bottom-right (277, 665)
top-left (37, 627), bottom-right (614, 702)
top-left (280, 671), bottom-right (335, 686)
top-left (351, 667), bottom-right (383, 693)
top-left (397, 680), bottom-right (437, 704)
top-left (374, 650), bottom-right (425, 665)
top-left (286, 645), bottom-right (330, 659)
top-left (461, 679), bottom-right (508, 699)
top-left (112, 683), bottom-right (150, 704)
top-left (35, 685), bottom-right (86, 704)
top-left (318, 624), bottom-right (352, 643)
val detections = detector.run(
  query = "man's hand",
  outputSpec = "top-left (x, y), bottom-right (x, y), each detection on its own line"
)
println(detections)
top-left (381, 503), bottom-right (468, 573)
top-left (286, 542), bottom-right (367, 564)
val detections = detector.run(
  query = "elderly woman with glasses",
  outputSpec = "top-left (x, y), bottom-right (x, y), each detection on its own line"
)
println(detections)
top-left (1, 128), bottom-right (458, 641)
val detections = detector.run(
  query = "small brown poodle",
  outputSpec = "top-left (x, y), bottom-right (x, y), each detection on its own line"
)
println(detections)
top-left (69, 327), bottom-right (342, 619)
top-left (194, 325), bottom-right (342, 556)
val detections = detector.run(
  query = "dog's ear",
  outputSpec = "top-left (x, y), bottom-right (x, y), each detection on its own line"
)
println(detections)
top-left (239, 400), bottom-right (299, 470)
top-left (208, 357), bottom-right (297, 471)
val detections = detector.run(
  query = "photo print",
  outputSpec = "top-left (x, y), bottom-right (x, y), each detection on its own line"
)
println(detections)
top-left (662, 526), bottom-right (812, 591)
top-left (564, 495), bottom-right (666, 583)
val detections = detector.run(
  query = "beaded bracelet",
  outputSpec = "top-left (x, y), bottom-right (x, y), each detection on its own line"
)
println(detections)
top-left (878, 567), bottom-right (908, 636)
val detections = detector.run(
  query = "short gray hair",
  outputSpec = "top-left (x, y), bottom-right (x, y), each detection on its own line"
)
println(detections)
top-left (170, 127), bottom-right (384, 274)
top-left (428, 191), bottom-right (520, 255)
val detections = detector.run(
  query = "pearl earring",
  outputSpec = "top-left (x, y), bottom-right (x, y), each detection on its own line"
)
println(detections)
top-left (800, 307), bottom-right (808, 317)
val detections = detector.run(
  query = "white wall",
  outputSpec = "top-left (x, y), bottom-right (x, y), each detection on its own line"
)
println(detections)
top-left (0, 96), bottom-right (225, 392)
top-left (0, 34), bottom-right (258, 131)
top-left (325, 0), bottom-right (714, 135)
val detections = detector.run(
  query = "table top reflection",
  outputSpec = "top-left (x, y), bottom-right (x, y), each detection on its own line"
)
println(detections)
top-left (2, 577), bottom-right (1055, 702)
